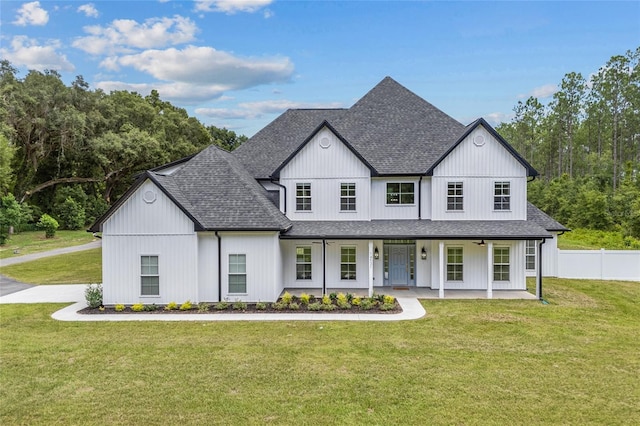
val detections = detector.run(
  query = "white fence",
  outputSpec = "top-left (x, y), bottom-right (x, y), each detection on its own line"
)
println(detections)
top-left (558, 249), bottom-right (640, 281)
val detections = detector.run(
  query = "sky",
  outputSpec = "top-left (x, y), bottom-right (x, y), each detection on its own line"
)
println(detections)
top-left (1, 1), bottom-right (639, 137)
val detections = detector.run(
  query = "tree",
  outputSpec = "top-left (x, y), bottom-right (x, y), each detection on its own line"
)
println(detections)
top-left (207, 126), bottom-right (248, 151)
top-left (0, 193), bottom-right (25, 244)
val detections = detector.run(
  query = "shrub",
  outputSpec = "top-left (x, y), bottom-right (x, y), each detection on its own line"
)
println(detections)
top-left (197, 302), bottom-right (210, 313)
top-left (289, 302), bottom-right (300, 310)
top-left (272, 301), bottom-right (287, 311)
top-left (37, 214), bottom-right (59, 238)
top-left (164, 301), bottom-right (178, 311)
top-left (308, 302), bottom-right (322, 311)
top-left (380, 302), bottom-right (395, 311)
top-left (299, 293), bottom-right (311, 305)
top-left (329, 292), bottom-right (337, 301)
top-left (322, 295), bottom-right (332, 305)
top-left (233, 301), bottom-right (247, 311)
top-left (255, 301), bottom-right (267, 310)
top-left (114, 304), bottom-right (125, 312)
top-left (215, 301), bottom-right (229, 310)
top-left (180, 300), bottom-right (193, 311)
top-left (84, 284), bottom-right (103, 308)
top-left (336, 300), bottom-right (351, 310)
top-left (320, 303), bottom-right (336, 311)
top-left (346, 293), bottom-right (354, 303)
top-left (281, 291), bottom-right (294, 305)
top-left (131, 303), bottom-right (144, 312)
top-left (336, 292), bottom-right (348, 304)
top-left (360, 299), bottom-right (375, 310)
top-left (373, 293), bottom-right (385, 303)
top-left (144, 304), bottom-right (158, 312)
top-left (383, 295), bottom-right (395, 304)
top-left (352, 297), bottom-right (361, 306)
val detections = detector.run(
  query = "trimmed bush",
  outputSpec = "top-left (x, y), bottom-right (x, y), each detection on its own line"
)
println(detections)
top-left (37, 214), bottom-right (59, 238)
top-left (84, 284), bottom-right (103, 308)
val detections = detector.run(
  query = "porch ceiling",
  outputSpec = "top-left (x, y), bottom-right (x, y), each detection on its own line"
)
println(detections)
top-left (280, 219), bottom-right (552, 240)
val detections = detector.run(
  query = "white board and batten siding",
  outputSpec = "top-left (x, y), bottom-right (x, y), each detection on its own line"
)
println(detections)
top-left (279, 127), bottom-right (371, 221)
top-left (370, 177), bottom-right (421, 219)
top-left (102, 179), bottom-right (198, 305)
top-left (431, 126), bottom-right (527, 221)
top-left (429, 240), bottom-right (526, 290)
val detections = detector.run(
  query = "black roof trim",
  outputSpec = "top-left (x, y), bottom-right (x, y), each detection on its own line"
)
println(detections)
top-left (279, 234), bottom-right (548, 241)
top-left (149, 153), bottom-right (197, 174)
top-left (271, 120), bottom-right (378, 178)
top-left (88, 174), bottom-right (147, 233)
top-left (425, 118), bottom-right (538, 177)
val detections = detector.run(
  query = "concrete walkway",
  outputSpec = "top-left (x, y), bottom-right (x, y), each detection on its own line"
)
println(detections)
top-left (0, 240), bottom-right (101, 267)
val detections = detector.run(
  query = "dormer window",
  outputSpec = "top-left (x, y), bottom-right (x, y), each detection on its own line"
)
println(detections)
top-left (386, 182), bottom-right (414, 205)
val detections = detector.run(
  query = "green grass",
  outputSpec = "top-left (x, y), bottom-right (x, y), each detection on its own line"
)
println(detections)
top-left (0, 230), bottom-right (96, 260)
top-left (0, 248), bottom-right (101, 284)
top-left (558, 228), bottom-right (640, 250)
top-left (1, 278), bottom-right (638, 425)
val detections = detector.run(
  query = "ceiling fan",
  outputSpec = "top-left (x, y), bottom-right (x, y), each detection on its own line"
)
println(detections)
top-left (474, 240), bottom-right (486, 247)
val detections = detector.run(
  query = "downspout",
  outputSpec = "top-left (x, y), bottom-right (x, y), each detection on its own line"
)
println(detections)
top-left (215, 231), bottom-right (222, 302)
top-left (527, 175), bottom-right (536, 182)
top-left (270, 179), bottom-right (287, 214)
top-left (537, 238), bottom-right (546, 302)
top-left (418, 176), bottom-right (423, 220)
top-left (322, 239), bottom-right (327, 296)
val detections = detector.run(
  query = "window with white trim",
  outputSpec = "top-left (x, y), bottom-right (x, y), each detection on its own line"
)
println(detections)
top-left (494, 247), bottom-right (510, 281)
top-left (296, 183), bottom-right (311, 211)
top-left (386, 182), bottom-right (414, 205)
top-left (340, 246), bottom-right (357, 280)
top-left (141, 255), bottom-right (159, 296)
top-left (228, 254), bottom-right (247, 293)
top-left (446, 247), bottom-right (463, 281)
top-left (494, 181), bottom-right (511, 210)
top-left (447, 182), bottom-right (463, 211)
top-left (296, 246), bottom-right (312, 280)
top-left (340, 183), bottom-right (356, 211)
top-left (526, 240), bottom-right (536, 271)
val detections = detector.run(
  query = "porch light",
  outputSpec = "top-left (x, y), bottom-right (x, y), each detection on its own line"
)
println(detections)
top-left (421, 247), bottom-right (427, 260)
top-left (374, 246), bottom-right (379, 259)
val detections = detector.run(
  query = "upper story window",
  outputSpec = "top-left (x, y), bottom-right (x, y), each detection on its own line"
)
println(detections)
top-left (296, 183), bottom-right (311, 211)
top-left (340, 183), bottom-right (356, 211)
top-left (447, 182), bottom-right (463, 211)
top-left (296, 246), bottom-right (312, 280)
top-left (493, 247), bottom-right (510, 281)
top-left (386, 182), bottom-right (414, 205)
top-left (494, 181), bottom-right (511, 210)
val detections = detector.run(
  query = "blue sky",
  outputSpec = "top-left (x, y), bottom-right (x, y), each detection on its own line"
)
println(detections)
top-left (1, 1), bottom-right (638, 136)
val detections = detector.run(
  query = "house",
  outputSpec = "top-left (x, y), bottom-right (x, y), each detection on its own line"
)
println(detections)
top-left (90, 77), bottom-right (568, 305)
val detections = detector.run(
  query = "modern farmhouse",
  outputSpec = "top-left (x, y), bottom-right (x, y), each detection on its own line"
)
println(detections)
top-left (90, 77), bottom-right (567, 304)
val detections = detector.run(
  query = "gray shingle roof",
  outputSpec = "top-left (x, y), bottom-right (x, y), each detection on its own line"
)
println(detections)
top-left (281, 219), bottom-right (552, 240)
top-left (527, 202), bottom-right (570, 232)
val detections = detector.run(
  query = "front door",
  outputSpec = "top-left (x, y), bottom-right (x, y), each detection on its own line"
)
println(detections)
top-left (389, 245), bottom-right (409, 286)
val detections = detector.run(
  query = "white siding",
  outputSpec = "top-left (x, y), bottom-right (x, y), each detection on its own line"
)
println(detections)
top-left (279, 127), bottom-right (371, 221)
top-left (371, 177), bottom-right (420, 219)
top-left (416, 239), bottom-right (431, 287)
top-left (198, 232), bottom-right (218, 302)
top-left (429, 240), bottom-right (526, 290)
top-left (282, 240), bottom-right (324, 289)
top-left (326, 240), bottom-right (370, 289)
top-left (219, 232), bottom-right (281, 302)
top-left (431, 126), bottom-right (527, 220)
top-left (525, 234), bottom-right (559, 278)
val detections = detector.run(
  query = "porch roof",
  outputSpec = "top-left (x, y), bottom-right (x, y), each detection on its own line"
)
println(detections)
top-left (280, 219), bottom-right (552, 240)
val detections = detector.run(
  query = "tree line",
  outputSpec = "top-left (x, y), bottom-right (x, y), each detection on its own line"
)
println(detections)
top-left (497, 48), bottom-right (640, 239)
top-left (0, 60), bottom-right (246, 242)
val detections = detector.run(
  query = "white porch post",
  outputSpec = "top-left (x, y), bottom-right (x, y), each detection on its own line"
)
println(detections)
top-left (487, 241), bottom-right (493, 299)
top-left (368, 240), bottom-right (374, 298)
top-left (438, 241), bottom-right (445, 299)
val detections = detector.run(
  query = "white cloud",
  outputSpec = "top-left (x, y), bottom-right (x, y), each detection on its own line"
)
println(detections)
top-left (195, 0), bottom-right (273, 14)
top-left (263, 9), bottom-right (274, 19)
top-left (13, 1), bottom-right (49, 26)
top-left (72, 15), bottom-right (198, 55)
top-left (196, 99), bottom-right (343, 120)
top-left (0, 36), bottom-right (74, 72)
top-left (483, 112), bottom-right (512, 126)
top-left (517, 84), bottom-right (558, 100)
top-left (78, 3), bottom-right (99, 18)
top-left (95, 80), bottom-right (227, 102)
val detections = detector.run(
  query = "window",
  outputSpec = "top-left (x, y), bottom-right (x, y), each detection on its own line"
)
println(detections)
top-left (296, 183), bottom-right (311, 211)
top-left (340, 246), bottom-right (357, 280)
top-left (447, 247), bottom-right (463, 281)
top-left (340, 183), bottom-right (356, 211)
top-left (141, 255), bottom-right (159, 296)
top-left (386, 182), bottom-right (414, 205)
top-left (446, 247), bottom-right (463, 281)
top-left (494, 247), bottom-right (510, 281)
top-left (228, 254), bottom-right (247, 293)
top-left (447, 182), bottom-right (463, 211)
top-left (494, 181), bottom-right (511, 210)
top-left (526, 240), bottom-right (536, 271)
top-left (296, 246), bottom-right (312, 280)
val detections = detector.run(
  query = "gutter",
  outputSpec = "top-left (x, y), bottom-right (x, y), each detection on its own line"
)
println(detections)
top-left (270, 178), bottom-right (287, 214)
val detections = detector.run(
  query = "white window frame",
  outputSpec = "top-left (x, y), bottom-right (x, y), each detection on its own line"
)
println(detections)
top-left (493, 247), bottom-right (511, 281)
top-left (386, 182), bottom-right (415, 205)
top-left (340, 246), bottom-right (357, 280)
top-left (296, 246), bottom-right (312, 280)
top-left (140, 255), bottom-right (159, 296)
top-left (446, 247), bottom-right (463, 282)
top-left (228, 254), bottom-right (247, 294)
top-left (447, 182), bottom-right (463, 211)
top-left (296, 183), bottom-right (312, 211)
top-left (340, 183), bottom-right (356, 211)
top-left (526, 240), bottom-right (536, 271)
top-left (494, 181), bottom-right (511, 211)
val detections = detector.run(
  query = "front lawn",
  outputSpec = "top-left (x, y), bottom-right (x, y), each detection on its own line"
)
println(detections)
top-left (0, 248), bottom-right (101, 284)
top-left (0, 230), bottom-right (96, 260)
top-left (1, 278), bottom-right (638, 424)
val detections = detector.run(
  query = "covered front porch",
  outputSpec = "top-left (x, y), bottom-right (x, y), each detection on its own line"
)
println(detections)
top-left (281, 287), bottom-right (538, 300)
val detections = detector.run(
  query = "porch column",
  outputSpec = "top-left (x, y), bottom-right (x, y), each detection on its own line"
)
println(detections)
top-left (487, 241), bottom-right (493, 299)
top-left (438, 241), bottom-right (444, 299)
top-left (368, 240), bottom-right (374, 298)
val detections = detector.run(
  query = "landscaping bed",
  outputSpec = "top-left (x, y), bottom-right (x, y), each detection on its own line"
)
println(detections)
top-left (80, 291), bottom-right (402, 315)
